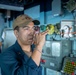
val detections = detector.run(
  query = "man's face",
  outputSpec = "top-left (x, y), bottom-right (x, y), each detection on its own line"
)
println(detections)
top-left (15, 22), bottom-right (35, 45)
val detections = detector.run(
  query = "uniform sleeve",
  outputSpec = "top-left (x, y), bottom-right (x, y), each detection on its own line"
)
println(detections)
top-left (0, 51), bottom-right (42, 75)
top-left (26, 57), bottom-right (42, 75)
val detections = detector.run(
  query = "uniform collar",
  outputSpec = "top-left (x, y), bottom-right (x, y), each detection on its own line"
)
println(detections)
top-left (14, 41), bottom-right (25, 56)
top-left (14, 41), bottom-right (35, 56)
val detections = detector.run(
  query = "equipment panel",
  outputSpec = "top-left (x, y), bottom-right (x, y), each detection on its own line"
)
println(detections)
top-left (41, 40), bottom-right (72, 71)
top-left (62, 57), bottom-right (76, 75)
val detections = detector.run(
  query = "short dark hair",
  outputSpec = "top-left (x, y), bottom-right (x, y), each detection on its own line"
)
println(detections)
top-left (14, 26), bottom-right (19, 31)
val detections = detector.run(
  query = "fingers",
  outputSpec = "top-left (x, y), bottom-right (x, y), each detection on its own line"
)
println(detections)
top-left (41, 29), bottom-right (49, 35)
top-left (34, 29), bottom-right (49, 36)
top-left (33, 33), bottom-right (39, 45)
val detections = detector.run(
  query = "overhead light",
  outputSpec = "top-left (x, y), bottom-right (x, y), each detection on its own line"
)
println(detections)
top-left (0, 4), bottom-right (24, 11)
top-left (52, 0), bottom-right (62, 16)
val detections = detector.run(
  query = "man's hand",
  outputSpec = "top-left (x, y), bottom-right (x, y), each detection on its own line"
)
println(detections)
top-left (33, 29), bottom-right (49, 47)
top-left (31, 29), bottom-right (49, 66)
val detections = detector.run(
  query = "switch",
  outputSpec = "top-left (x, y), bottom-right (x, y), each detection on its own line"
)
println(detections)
top-left (41, 59), bottom-right (46, 63)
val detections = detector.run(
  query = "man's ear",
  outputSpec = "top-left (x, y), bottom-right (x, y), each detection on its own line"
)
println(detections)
top-left (14, 30), bottom-right (18, 38)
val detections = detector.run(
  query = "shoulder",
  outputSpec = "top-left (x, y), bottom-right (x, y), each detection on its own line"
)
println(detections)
top-left (0, 45), bottom-right (16, 61)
